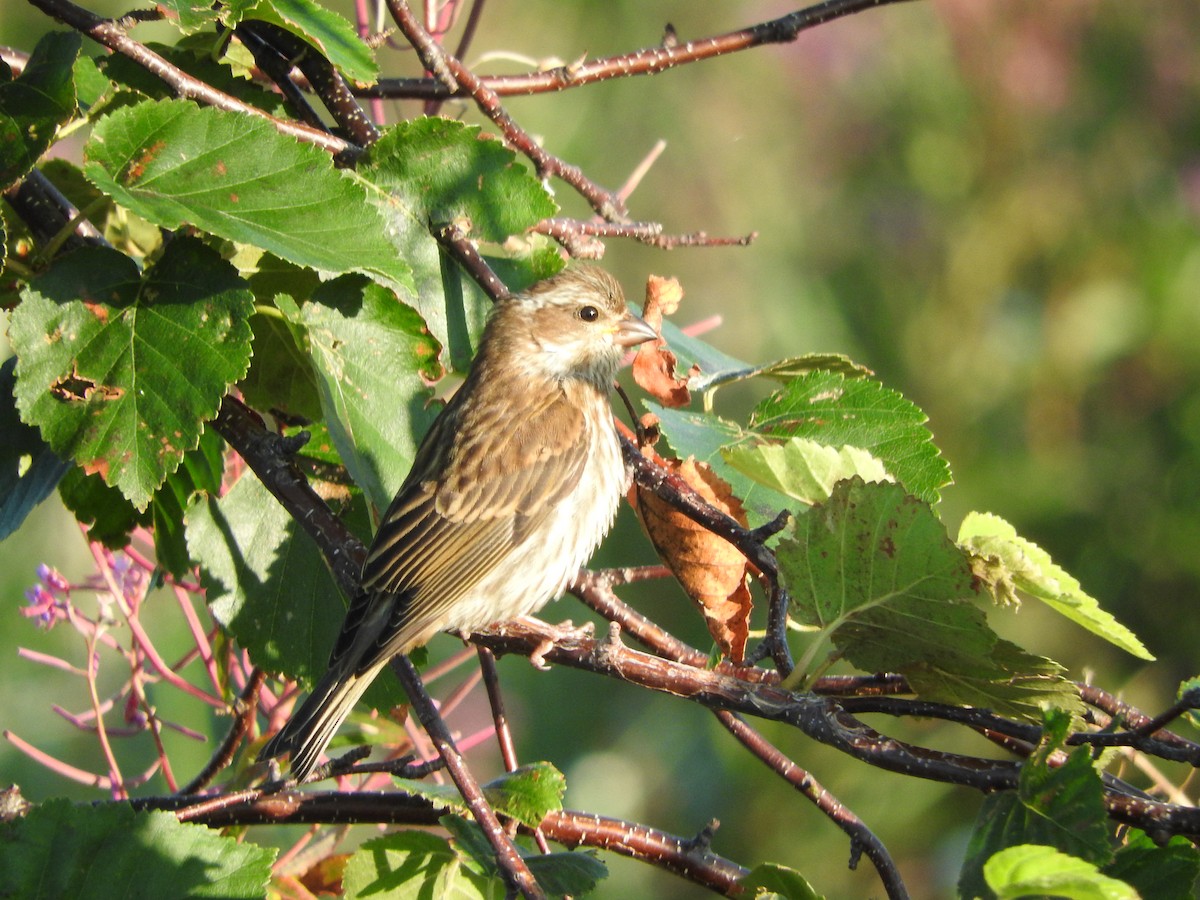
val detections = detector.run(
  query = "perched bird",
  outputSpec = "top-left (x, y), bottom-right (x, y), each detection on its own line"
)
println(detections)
top-left (259, 265), bottom-right (658, 780)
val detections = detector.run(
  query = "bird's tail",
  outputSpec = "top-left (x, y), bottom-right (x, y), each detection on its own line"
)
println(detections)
top-left (258, 659), bottom-right (383, 782)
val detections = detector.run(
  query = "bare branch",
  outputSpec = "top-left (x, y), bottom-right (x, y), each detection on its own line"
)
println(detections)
top-left (362, 0), bottom-right (917, 100)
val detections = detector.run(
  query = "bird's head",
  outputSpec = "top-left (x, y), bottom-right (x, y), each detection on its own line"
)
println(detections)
top-left (494, 266), bottom-right (658, 388)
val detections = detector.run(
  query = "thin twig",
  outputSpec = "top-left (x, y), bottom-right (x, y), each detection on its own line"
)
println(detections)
top-left (363, 0), bottom-right (916, 100)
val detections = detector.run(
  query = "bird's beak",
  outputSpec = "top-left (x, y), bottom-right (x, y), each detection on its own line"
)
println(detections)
top-left (613, 312), bottom-right (659, 348)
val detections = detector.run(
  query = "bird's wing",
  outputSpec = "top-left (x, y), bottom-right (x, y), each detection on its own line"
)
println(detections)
top-left (332, 380), bottom-right (593, 676)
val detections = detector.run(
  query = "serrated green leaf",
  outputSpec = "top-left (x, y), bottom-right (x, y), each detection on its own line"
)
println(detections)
top-left (778, 478), bottom-right (991, 674)
top-left (482, 762), bottom-right (566, 829)
top-left (0, 356), bottom-right (71, 541)
top-left (983, 845), bottom-right (1137, 900)
top-left (751, 370), bottom-right (951, 504)
top-left (692, 351), bottom-right (874, 397)
top-left (222, 0), bottom-right (378, 83)
top-left (343, 830), bottom-right (495, 900)
top-left (10, 239), bottom-right (253, 508)
top-left (1105, 831), bottom-right (1200, 900)
top-left (441, 814), bottom-right (606, 896)
top-left (278, 276), bottom-right (443, 513)
top-left (0, 32), bottom-right (81, 190)
top-left (71, 54), bottom-right (111, 114)
top-left (154, 0), bottom-right (221, 33)
top-left (525, 850), bottom-right (608, 896)
top-left (58, 466), bottom-right (151, 546)
top-left (960, 709), bottom-right (1111, 899)
top-left (83, 99), bottom-right (413, 294)
top-left (391, 762), bottom-right (565, 830)
top-left (723, 436), bottom-right (892, 506)
top-left (959, 511), bottom-right (1153, 660)
top-left (738, 862), bottom-right (824, 900)
top-left (239, 306), bottom-right (324, 423)
top-left (906, 639), bottom-right (1081, 721)
top-left (0, 799), bottom-right (275, 899)
top-left (188, 471), bottom-right (402, 711)
top-left (58, 426), bottom-right (223, 573)
top-left (358, 118), bottom-right (557, 368)
top-left (778, 479), bottom-right (1075, 714)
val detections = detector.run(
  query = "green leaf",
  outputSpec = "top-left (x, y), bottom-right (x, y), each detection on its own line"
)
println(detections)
top-left (691, 351), bottom-right (874, 397)
top-left (0, 799), bottom-right (275, 899)
top-left (648, 402), bottom-right (793, 528)
top-left (154, 0), bottom-right (221, 34)
top-left (222, 0), bottom-right (378, 83)
top-left (277, 276), bottom-right (443, 513)
top-left (959, 511), bottom-right (1153, 660)
top-left (524, 850), bottom-right (607, 897)
top-left (71, 54), bottom-right (111, 114)
top-left (0, 356), bottom-right (71, 541)
top-left (906, 638), bottom-right (1081, 721)
top-left (482, 762), bottom-right (566, 829)
top-left (737, 862), bottom-right (824, 900)
top-left (778, 478), bottom-right (991, 675)
top-left (358, 118), bottom-right (557, 367)
top-left (723, 436), bottom-right (892, 506)
top-left (342, 830), bottom-right (495, 900)
top-left (0, 32), bottom-right (81, 190)
top-left (58, 466), bottom-right (151, 546)
top-left (778, 479), bottom-right (1075, 713)
top-left (188, 471), bottom-right (402, 711)
top-left (983, 845), bottom-right (1137, 900)
top-left (442, 815), bottom-right (606, 897)
top-left (1178, 676), bottom-right (1200, 731)
top-left (83, 99), bottom-right (413, 295)
top-left (10, 239), bottom-right (254, 509)
top-left (391, 762), bottom-right (565, 830)
top-left (1105, 831), bottom-right (1200, 900)
top-left (239, 307), bottom-right (324, 423)
top-left (650, 367), bottom-right (950, 524)
top-left (151, 426), bottom-right (225, 577)
top-left (751, 370), bottom-right (951, 504)
top-left (959, 709), bottom-right (1111, 899)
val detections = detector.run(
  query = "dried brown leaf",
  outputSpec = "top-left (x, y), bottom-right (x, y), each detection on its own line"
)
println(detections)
top-left (633, 455), bottom-right (752, 662)
top-left (632, 275), bottom-right (691, 408)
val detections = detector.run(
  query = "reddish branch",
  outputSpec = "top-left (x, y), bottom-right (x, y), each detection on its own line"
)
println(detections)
top-left (134, 791), bottom-right (751, 894)
top-left (362, 0), bottom-right (916, 100)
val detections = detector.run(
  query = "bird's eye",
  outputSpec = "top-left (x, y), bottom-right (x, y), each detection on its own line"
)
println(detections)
top-left (578, 305), bottom-right (599, 322)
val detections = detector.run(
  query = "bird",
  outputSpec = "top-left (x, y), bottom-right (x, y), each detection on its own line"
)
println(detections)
top-left (259, 265), bottom-right (658, 780)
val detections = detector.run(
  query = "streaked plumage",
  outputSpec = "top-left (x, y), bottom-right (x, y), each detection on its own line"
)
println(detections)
top-left (259, 266), bottom-right (657, 779)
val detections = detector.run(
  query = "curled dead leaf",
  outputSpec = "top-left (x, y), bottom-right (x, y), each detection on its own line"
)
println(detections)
top-left (631, 453), bottom-right (753, 662)
top-left (632, 275), bottom-right (692, 408)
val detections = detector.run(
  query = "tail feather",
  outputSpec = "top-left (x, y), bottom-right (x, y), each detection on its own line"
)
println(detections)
top-left (259, 661), bottom-right (382, 781)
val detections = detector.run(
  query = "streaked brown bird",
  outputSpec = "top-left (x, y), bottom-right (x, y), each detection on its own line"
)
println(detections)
top-left (259, 265), bottom-right (657, 780)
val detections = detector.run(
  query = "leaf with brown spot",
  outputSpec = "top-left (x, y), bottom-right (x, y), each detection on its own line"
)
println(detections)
top-left (10, 238), bottom-right (253, 509)
top-left (632, 275), bottom-right (694, 408)
top-left (632, 452), bottom-right (753, 662)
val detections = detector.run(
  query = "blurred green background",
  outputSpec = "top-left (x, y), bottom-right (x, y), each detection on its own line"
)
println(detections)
top-left (3, 1), bottom-right (1199, 897)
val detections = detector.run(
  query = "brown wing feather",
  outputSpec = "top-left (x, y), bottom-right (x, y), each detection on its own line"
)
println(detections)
top-left (338, 375), bottom-right (593, 676)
